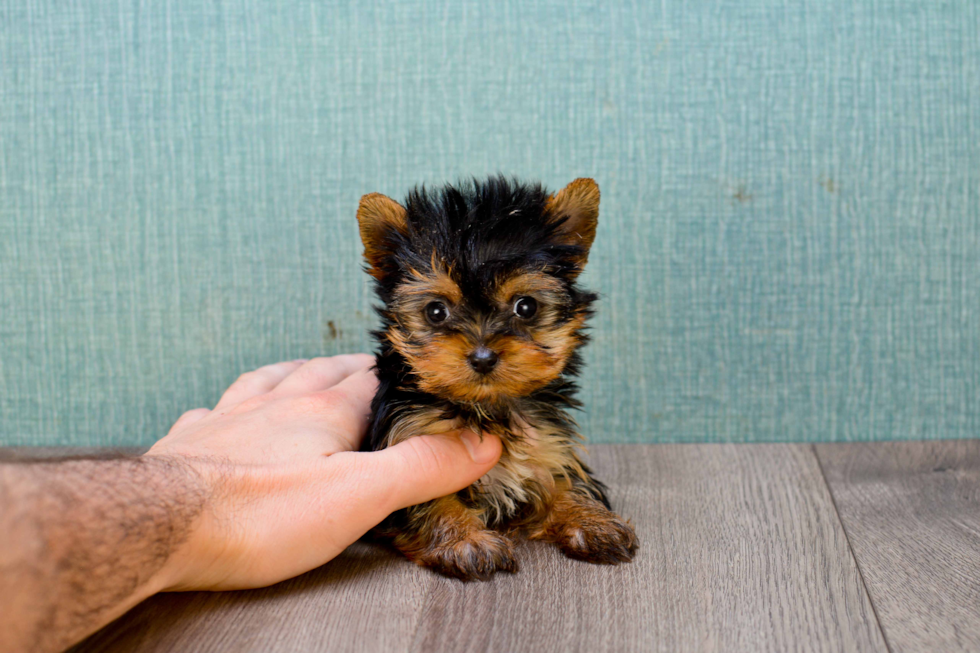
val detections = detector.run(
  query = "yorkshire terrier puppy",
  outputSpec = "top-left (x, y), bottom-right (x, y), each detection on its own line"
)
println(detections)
top-left (357, 176), bottom-right (637, 581)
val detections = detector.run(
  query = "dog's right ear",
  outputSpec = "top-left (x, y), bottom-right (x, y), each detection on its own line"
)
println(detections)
top-left (545, 178), bottom-right (600, 278)
top-left (357, 193), bottom-right (408, 279)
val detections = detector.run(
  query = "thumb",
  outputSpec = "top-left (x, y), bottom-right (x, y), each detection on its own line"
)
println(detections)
top-left (367, 430), bottom-right (502, 512)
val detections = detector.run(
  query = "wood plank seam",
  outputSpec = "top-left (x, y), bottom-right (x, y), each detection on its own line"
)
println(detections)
top-left (811, 444), bottom-right (893, 653)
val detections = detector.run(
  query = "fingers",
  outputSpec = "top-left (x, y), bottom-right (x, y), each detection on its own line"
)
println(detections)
top-left (271, 354), bottom-right (374, 398)
top-left (357, 431), bottom-right (502, 514)
top-left (308, 368), bottom-right (380, 450)
top-left (167, 408), bottom-right (211, 435)
top-left (214, 360), bottom-right (308, 411)
top-left (327, 365), bottom-right (380, 407)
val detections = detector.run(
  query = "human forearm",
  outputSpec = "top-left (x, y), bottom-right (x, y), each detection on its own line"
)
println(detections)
top-left (0, 356), bottom-right (502, 652)
top-left (0, 455), bottom-right (207, 653)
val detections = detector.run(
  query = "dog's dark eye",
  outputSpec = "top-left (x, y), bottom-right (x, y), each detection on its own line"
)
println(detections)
top-left (424, 301), bottom-right (450, 325)
top-left (513, 296), bottom-right (538, 319)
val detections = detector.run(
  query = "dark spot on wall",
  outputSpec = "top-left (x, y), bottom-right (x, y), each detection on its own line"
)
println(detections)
top-left (731, 185), bottom-right (753, 204)
top-left (819, 176), bottom-right (837, 193)
top-left (324, 320), bottom-right (341, 341)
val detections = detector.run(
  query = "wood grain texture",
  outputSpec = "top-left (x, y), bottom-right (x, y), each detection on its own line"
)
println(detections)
top-left (406, 444), bottom-right (885, 653)
top-left (816, 440), bottom-right (980, 653)
top-left (69, 541), bottom-right (431, 653)
top-left (66, 444), bottom-right (886, 653)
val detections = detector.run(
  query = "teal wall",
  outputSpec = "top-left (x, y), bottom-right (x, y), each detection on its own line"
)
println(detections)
top-left (1, 1), bottom-right (978, 446)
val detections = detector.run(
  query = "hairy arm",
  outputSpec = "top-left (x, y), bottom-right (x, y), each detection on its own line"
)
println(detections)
top-left (0, 455), bottom-right (206, 653)
top-left (0, 356), bottom-right (500, 653)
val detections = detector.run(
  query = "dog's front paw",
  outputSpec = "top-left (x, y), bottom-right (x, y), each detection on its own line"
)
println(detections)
top-left (391, 496), bottom-right (520, 581)
top-left (532, 490), bottom-right (639, 565)
top-left (415, 529), bottom-right (519, 581)
top-left (554, 510), bottom-right (638, 564)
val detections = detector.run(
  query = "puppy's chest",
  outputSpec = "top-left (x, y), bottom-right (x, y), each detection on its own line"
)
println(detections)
top-left (385, 403), bottom-right (578, 513)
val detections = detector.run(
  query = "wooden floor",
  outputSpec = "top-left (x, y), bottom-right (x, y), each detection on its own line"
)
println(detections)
top-left (54, 441), bottom-right (978, 652)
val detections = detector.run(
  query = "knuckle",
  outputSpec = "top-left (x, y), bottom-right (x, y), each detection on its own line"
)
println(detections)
top-left (238, 365), bottom-right (282, 386)
top-left (254, 365), bottom-right (281, 380)
top-left (337, 353), bottom-right (375, 369)
top-left (233, 394), bottom-right (270, 413)
top-left (234, 370), bottom-right (263, 387)
top-left (291, 391), bottom-right (345, 415)
top-left (256, 361), bottom-right (288, 376)
top-left (291, 357), bottom-right (332, 381)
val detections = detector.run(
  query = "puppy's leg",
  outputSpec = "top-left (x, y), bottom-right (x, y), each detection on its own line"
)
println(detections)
top-left (391, 495), bottom-right (519, 581)
top-left (530, 476), bottom-right (638, 564)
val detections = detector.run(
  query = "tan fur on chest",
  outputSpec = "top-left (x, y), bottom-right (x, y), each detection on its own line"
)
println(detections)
top-left (384, 406), bottom-right (589, 524)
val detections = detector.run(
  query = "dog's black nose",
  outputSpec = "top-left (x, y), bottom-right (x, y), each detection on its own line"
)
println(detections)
top-left (468, 347), bottom-right (499, 374)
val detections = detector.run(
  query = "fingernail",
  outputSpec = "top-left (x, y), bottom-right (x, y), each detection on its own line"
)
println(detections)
top-left (459, 430), bottom-right (497, 464)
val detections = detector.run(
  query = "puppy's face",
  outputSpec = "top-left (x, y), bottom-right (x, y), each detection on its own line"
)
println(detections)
top-left (358, 178), bottom-right (599, 405)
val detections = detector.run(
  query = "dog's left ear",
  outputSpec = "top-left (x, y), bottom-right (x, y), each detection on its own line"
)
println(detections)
top-left (357, 192), bottom-right (408, 279)
top-left (545, 178), bottom-right (600, 275)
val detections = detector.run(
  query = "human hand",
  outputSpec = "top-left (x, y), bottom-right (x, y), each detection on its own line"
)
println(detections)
top-left (146, 355), bottom-right (502, 591)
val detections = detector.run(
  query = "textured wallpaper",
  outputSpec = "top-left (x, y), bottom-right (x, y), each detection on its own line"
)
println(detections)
top-left (1, 0), bottom-right (978, 446)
